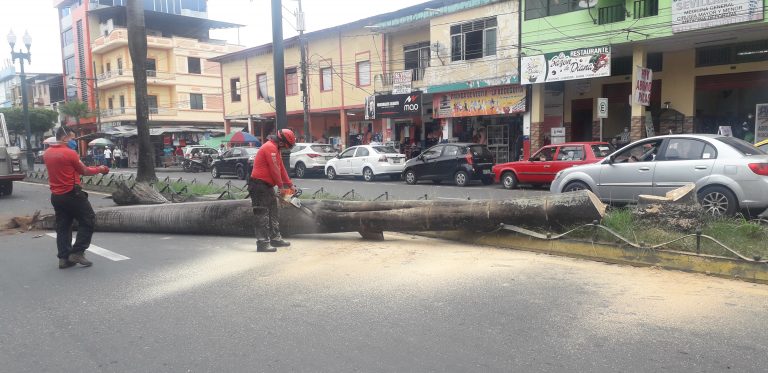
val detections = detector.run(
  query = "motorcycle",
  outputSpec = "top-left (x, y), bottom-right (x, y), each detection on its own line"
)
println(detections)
top-left (182, 157), bottom-right (209, 173)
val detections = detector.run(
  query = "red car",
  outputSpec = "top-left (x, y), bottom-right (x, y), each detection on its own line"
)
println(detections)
top-left (493, 142), bottom-right (614, 189)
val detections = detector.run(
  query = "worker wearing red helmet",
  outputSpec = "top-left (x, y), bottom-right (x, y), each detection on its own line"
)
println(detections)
top-left (248, 128), bottom-right (296, 252)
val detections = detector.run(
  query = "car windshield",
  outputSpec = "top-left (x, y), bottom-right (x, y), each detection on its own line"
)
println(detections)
top-left (243, 148), bottom-right (259, 155)
top-left (311, 145), bottom-right (336, 153)
top-left (468, 145), bottom-right (492, 158)
top-left (591, 144), bottom-right (615, 158)
top-left (716, 136), bottom-right (766, 156)
top-left (372, 146), bottom-right (398, 154)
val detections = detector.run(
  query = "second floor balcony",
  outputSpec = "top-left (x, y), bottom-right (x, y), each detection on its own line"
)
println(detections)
top-left (97, 69), bottom-right (176, 88)
top-left (92, 28), bottom-right (174, 54)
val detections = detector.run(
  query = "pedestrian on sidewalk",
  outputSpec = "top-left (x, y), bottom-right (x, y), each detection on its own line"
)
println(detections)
top-left (104, 147), bottom-right (113, 168)
top-left (44, 127), bottom-right (110, 268)
top-left (248, 129), bottom-right (296, 252)
top-left (113, 147), bottom-right (122, 169)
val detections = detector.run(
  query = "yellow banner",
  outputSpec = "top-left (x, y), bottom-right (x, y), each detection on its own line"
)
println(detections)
top-left (433, 85), bottom-right (526, 118)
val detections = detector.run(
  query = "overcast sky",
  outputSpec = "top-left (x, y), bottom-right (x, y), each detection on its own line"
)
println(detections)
top-left (0, 0), bottom-right (416, 74)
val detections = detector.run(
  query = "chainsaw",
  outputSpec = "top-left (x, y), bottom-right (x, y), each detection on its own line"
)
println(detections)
top-left (279, 187), bottom-right (314, 216)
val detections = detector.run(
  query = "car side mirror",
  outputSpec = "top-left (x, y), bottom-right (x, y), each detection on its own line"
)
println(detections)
top-left (605, 155), bottom-right (614, 164)
top-left (528, 157), bottom-right (535, 162)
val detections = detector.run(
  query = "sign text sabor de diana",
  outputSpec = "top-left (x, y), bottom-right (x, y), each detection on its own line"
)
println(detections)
top-left (672, 0), bottom-right (764, 33)
top-left (521, 46), bottom-right (611, 84)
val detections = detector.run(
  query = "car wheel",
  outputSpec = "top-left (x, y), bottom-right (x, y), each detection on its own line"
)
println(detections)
top-left (404, 169), bottom-right (417, 185)
top-left (236, 165), bottom-right (246, 180)
top-left (295, 162), bottom-right (306, 178)
top-left (502, 172), bottom-right (517, 190)
top-left (454, 171), bottom-right (469, 187)
top-left (0, 181), bottom-right (12, 196)
top-left (211, 166), bottom-right (220, 179)
top-left (327, 167), bottom-right (337, 180)
top-left (363, 167), bottom-right (375, 182)
top-left (698, 186), bottom-right (737, 216)
top-left (563, 181), bottom-right (591, 193)
top-left (432, 179), bottom-right (442, 184)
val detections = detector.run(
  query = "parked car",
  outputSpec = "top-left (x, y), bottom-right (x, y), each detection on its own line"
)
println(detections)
top-left (325, 145), bottom-right (406, 181)
top-left (756, 138), bottom-right (768, 152)
top-left (211, 147), bottom-right (259, 180)
top-left (402, 143), bottom-right (495, 187)
top-left (493, 142), bottom-right (613, 189)
top-left (550, 134), bottom-right (768, 216)
top-left (290, 143), bottom-right (338, 178)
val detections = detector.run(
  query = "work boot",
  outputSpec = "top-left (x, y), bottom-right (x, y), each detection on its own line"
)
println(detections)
top-left (68, 252), bottom-right (93, 267)
top-left (257, 240), bottom-right (277, 252)
top-left (270, 239), bottom-right (290, 248)
top-left (58, 259), bottom-right (76, 269)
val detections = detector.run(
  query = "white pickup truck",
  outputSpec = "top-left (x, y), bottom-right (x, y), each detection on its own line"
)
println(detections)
top-left (0, 113), bottom-right (25, 196)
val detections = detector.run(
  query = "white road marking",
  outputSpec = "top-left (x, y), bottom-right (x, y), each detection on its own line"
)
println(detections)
top-left (46, 233), bottom-right (130, 261)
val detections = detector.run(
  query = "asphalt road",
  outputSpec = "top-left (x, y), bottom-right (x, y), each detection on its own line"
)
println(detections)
top-left (2, 183), bottom-right (768, 372)
top-left (96, 167), bottom-right (548, 201)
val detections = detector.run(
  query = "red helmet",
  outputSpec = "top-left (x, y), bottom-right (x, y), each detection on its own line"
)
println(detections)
top-left (277, 128), bottom-right (296, 148)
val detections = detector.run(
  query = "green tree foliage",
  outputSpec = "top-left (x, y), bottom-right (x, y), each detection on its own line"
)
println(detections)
top-left (0, 107), bottom-right (58, 135)
top-left (58, 100), bottom-right (92, 126)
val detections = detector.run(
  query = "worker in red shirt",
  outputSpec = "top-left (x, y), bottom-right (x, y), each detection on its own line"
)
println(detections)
top-left (248, 129), bottom-right (296, 252)
top-left (44, 127), bottom-right (109, 268)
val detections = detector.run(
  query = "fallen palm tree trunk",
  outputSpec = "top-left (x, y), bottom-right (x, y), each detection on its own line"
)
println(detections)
top-left (35, 191), bottom-right (605, 237)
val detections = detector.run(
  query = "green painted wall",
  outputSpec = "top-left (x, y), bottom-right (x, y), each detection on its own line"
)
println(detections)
top-left (521, 0), bottom-right (768, 54)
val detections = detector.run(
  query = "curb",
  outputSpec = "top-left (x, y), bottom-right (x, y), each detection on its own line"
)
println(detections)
top-left (421, 230), bottom-right (768, 285)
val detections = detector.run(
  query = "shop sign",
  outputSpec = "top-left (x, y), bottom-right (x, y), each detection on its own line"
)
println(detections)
top-left (597, 98), bottom-right (609, 119)
top-left (756, 103), bottom-right (768, 142)
top-left (521, 46), bottom-right (611, 84)
top-left (633, 67), bottom-right (653, 106)
top-left (391, 70), bottom-right (413, 95)
top-left (432, 86), bottom-right (526, 119)
top-left (365, 95), bottom-right (376, 120)
top-left (373, 92), bottom-right (422, 118)
top-left (672, 0), bottom-right (764, 33)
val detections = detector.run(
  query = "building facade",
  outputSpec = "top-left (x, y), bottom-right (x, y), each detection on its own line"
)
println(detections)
top-left (54, 0), bottom-right (242, 135)
top-left (521, 0), bottom-right (768, 151)
top-left (214, 0), bottom-right (525, 162)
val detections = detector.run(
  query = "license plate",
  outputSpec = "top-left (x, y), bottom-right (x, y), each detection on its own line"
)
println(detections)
top-left (483, 169), bottom-right (492, 174)
top-left (393, 159), bottom-right (402, 163)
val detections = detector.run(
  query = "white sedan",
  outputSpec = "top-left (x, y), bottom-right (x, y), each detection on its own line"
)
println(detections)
top-left (325, 145), bottom-right (406, 181)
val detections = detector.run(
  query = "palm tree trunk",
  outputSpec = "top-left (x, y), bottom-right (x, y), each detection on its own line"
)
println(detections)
top-left (127, 0), bottom-right (156, 182)
top-left (37, 191), bottom-right (606, 237)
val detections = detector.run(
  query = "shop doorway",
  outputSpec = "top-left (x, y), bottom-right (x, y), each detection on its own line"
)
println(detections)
top-left (571, 98), bottom-right (593, 141)
top-left (695, 71), bottom-right (768, 138)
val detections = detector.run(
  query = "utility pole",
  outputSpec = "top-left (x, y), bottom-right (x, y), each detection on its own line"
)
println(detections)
top-left (271, 0), bottom-right (287, 131)
top-left (297, 0), bottom-right (310, 142)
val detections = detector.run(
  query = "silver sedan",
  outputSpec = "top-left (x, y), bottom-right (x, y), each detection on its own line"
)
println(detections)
top-left (550, 134), bottom-right (768, 216)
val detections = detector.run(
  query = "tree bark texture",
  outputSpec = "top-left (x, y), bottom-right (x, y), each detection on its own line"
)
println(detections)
top-left (127, 0), bottom-right (156, 182)
top-left (635, 184), bottom-right (703, 232)
top-left (112, 182), bottom-right (169, 205)
top-left (36, 191), bottom-right (605, 237)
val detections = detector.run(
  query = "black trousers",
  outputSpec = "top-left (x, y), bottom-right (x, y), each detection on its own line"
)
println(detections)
top-left (248, 180), bottom-right (281, 242)
top-left (50, 186), bottom-right (96, 259)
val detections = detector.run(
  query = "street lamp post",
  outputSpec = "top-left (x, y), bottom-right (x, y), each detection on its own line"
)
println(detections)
top-left (7, 30), bottom-right (34, 170)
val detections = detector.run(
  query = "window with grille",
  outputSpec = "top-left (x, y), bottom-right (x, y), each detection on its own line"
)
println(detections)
top-left (190, 93), bottom-right (203, 110)
top-left (230, 78), bottom-right (241, 102)
top-left (187, 57), bottom-right (201, 74)
top-left (285, 68), bottom-right (298, 96)
top-left (320, 67), bottom-right (333, 91)
top-left (404, 42), bottom-right (430, 81)
top-left (257, 74), bottom-right (268, 99)
top-left (450, 17), bottom-right (497, 62)
top-left (696, 40), bottom-right (768, 67)
top-left (356, 61), bottom-right (370, 86)
top-left (525, 0), bottom-right (580, 20)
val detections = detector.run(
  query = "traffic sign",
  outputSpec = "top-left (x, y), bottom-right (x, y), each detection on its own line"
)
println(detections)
top-left (597, 98), bottom-right (608, 119)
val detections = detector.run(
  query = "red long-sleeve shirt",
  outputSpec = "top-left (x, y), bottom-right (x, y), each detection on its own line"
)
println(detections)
top-left (250, 140), bottom-right (292, 188)
top-left (43, 144), bottom-right (102, 195)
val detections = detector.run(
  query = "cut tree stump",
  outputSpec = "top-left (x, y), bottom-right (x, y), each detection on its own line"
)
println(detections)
top-left (112, 182), bottom-right (169, 205)
top-left (35, 190), bottom-right (606, 238)
top-left (635, 184), bottom-right (703, 232)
